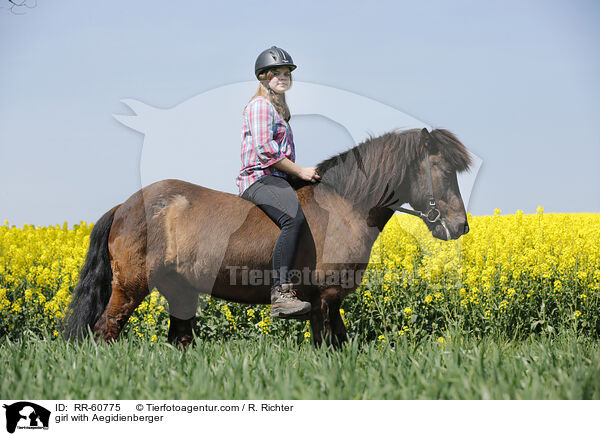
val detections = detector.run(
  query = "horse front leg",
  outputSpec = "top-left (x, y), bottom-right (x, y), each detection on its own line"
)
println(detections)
top-left (309, 297), bottom-right (329, 348)
top-left (309, 288), bottom-right (346, 349)
top-left (329, 304), bottom-right (348, 347)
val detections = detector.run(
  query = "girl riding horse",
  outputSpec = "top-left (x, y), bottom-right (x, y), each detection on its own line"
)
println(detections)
top-left (236, 46), bottom-right (320, 319)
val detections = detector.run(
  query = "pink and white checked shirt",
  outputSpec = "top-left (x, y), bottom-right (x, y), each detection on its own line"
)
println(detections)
top-left (235, 96), bottom-right (296, 196)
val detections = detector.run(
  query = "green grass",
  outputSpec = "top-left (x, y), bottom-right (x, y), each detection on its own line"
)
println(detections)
top-left (2, 330), bottom-right (599, 400)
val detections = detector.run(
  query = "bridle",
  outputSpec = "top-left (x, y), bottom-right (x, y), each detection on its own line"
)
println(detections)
top-left (396, 151), bottom-right (452, 240)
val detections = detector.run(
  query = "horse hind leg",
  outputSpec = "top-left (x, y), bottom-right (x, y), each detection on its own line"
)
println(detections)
top-left (93, 283), bottom-right (149, 342)
top-left (168, 315), bottom-right (196, 349)
top-left (158, 278), bottom-right (200, 349)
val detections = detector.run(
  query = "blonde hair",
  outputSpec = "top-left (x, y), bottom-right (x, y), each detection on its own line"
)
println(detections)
top-left (248, 68), bottom-right (292, 122)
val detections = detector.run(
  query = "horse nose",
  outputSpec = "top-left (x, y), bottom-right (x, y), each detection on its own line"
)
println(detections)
top-left (463, 222), bottom-right (470, 234)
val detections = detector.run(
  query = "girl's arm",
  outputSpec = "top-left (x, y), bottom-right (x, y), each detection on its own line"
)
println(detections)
top-left (274, 158), bottom-right (321, 182)
top-left (272, 158), bottom-right (302, 177)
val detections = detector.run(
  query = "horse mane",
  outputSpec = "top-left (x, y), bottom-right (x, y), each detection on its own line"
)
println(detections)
top-left (429, 128), bottom-right (472, 173)
top-left (287, 128), bottom-right (472, 195)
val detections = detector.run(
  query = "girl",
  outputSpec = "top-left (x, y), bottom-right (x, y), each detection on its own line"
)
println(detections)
top-left (236, 46), bottom-right (320, 318)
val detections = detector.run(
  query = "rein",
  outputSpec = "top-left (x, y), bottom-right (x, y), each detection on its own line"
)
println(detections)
top-left (396, 151), bottom-right (451, 240)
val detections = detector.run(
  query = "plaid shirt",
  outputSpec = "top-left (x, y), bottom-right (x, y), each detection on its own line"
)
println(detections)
top-left (236, 96), bottom-right (296, 196)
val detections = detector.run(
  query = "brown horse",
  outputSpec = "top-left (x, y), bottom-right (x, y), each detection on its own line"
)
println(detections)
top-left (63, 128), bottom-right (472, 347)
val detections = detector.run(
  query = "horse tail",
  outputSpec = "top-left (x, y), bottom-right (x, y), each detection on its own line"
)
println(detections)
top-left (62, 205), bottom-right (120, 340)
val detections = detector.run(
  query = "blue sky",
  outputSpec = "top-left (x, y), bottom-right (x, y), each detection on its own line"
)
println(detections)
top-left (1, 0), bottom-right (599, 227)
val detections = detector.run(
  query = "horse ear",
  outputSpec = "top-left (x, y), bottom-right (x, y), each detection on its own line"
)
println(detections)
top-left (420, 127), bottom-right (432, 149)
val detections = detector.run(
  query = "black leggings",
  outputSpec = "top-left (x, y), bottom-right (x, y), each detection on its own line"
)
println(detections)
top-left (241, 175), bottom-right (306, 288)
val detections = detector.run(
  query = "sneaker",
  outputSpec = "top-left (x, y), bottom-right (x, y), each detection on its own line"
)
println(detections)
top-left (270, 283), bottom-right (311, 318)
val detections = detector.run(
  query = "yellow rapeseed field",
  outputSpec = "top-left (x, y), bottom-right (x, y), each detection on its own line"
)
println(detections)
top-left (1, 209), bottom-right (599, 341)
top-left (360, 208), bottom-right (600, 341)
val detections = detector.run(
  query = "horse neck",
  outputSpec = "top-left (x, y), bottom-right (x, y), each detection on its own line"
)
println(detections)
top-left (313, 148), bottom-right (409, 219)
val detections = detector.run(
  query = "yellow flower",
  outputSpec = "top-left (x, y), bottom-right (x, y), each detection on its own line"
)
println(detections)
top-left (11, 299), bottom-right (22, 313)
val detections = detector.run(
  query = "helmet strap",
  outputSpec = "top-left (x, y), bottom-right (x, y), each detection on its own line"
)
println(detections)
top-left (260, 77), bottom-right (277, 97)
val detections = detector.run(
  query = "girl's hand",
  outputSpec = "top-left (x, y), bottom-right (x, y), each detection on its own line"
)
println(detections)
top-left (298, 167), bottom-right (321, 183)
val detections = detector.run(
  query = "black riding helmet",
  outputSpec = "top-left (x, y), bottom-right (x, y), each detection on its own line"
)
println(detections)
top-left (254, 46), bottom-right (297, 79)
